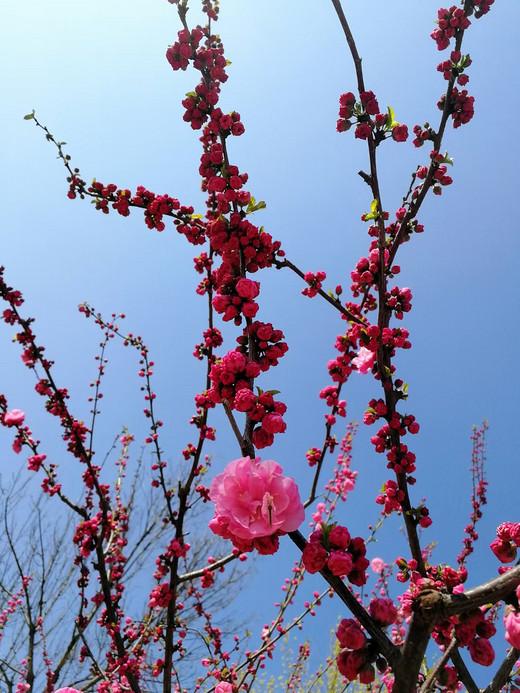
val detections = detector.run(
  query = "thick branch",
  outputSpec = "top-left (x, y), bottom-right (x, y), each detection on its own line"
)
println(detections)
top-left (483, 646), bottom-right (520, 693)
top-left (419, 638), bottom-right (457, 693)
top-left (450, 648), bottom-right (480, 693)
top-left (447, 566), bottom-right (520, 617)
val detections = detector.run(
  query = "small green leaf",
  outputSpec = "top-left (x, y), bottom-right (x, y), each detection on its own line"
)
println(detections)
top-left (23, 110), bottom-right (35, 120)
top-left (387, 105), bottom-right (397, 128)
top-left (246, 197), bottom-right (266, 214)
top-left (441, 151), bottom-right (454, 166)
top-left (363, 198), bottom-right (379, 221)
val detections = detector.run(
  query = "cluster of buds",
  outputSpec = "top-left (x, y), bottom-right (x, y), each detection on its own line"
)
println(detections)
top-left (337, 91), bottom-right (408, 143)
top-left (301, 524), bottom-right (369, 586)
top-left (431, 6), bottom-right (471, 51)
top-left (234, 389), bottom-right (287, 449)
top-left (235, 321), bottom-right (288, 372)
top-left (438, 87), bottom-right (475, 128)
top-left (437, 50), bottom-right (472, 85)
top-left (212, 276), bottom-right (260, 325)
top-left (302, 270), bottom-right (326, 298)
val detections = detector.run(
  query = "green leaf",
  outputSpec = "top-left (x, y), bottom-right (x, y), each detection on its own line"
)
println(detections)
top-left (246, 196), bottom-right (266, 214)
top-left (363, 198), bottom-right (379, 221)
top-left (23, 110), bottom-right (35, 120)
top-left (387, 105), bottom-right (397, 128)
top-left (441, 151), bottom-right (454, 166)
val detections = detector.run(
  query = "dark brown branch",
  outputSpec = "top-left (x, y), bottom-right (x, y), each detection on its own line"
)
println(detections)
top-left (419, 637), bottom-right (457, 693)
top-left (330, 0), bottom-right (365, 94)
top-left (447, 566), bottom-right (520, 617)
top-left (483, 646), bottom-right (520, 693)
top-left (274, 257), bottom-right (365, 325)
top-left (450, 647), bottom-right (480, 693)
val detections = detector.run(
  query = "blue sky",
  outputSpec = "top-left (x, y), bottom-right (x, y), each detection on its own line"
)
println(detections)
top-left (1, 0), bottom-right (520, 688)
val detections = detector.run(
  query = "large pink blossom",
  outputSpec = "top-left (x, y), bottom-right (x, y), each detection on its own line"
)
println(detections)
top-left (55, 688), bottom-right (83, 693)
top-left (209, 457), bottom-right (304, 552)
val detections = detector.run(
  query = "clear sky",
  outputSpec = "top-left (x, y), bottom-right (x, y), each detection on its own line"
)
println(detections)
top-left (1, 0), bottom-right (519, 688)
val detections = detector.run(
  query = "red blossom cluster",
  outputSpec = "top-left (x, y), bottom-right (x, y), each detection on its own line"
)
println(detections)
top-left (337, 90), bottom-right (409, 144)
top-left (437, 49), bottom-right (472, 87)
top-left (335, 618), bottom-right (382, 684)
top-left (302, 524), bottom-right (369, 586)
top-left (431, 6), bottom-right (471, 50)
top-left (438, 86), bottom-right (475, 128)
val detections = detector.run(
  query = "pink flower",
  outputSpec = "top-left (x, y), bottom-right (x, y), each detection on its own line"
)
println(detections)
top-left (505, 607), bottom-right (520, 649)
top-left (468, 637), bottom-right (495, 666)
top-left (55, 689), bottom-right (83, 693)
top-left (327, 550), bottom-right (353, 576)
top-left (209, 457), bottom-right (304, 550)
top-left (369, 597), bottom-right (398, 626)
top-left (235, 278), bottom-right (260, 300)
top-left (355, 123), bottom-right (372, 140)
top-left (261, 412), bottom-right (286, 434)
top-left (215, 682), bottom-right (233, 693)
top-left (371, 557), bottom-right (385, 573)
top-left (234, 388), bottom-right (256, 412)
top-left (351, 347), bottom-right (375, 374)
top-left (336, 619), bottom-right (366, 650)
top-left (2, 409), bottom-right (25, 427)
top-left (251, 427), bottom-right (273, 449)
top-left (490, 538), bottom-right (517, 563)
top-left (329, 525), bottom-right (351, 550)
top-left (392, 124), bottom-right (409, 142)
top-left (336, 649), bottom-right (365, 680)
top-left (302, 540), bottom-right (328, 573)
